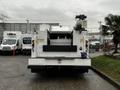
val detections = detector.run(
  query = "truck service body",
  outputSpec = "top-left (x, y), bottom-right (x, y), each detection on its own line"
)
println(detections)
top-left (0, 31), bottom-right (22, 54)
top-left (28, 26), bottom-right (91, 73)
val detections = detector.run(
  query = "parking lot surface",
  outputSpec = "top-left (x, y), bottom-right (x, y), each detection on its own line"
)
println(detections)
top-left (0, 56), bottom-right (118, 90)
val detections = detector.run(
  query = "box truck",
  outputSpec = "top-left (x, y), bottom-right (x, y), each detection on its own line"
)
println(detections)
top-left (0, 31), bottom-right (22, 55)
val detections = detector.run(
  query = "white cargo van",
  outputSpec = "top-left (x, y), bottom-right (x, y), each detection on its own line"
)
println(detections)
top-left (22, 34), bottom-right (32, 55)
top-left (0, 31), bottom-right (22, 54)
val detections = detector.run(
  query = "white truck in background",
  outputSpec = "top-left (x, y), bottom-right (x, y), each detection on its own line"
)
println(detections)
top-left (0, 31), bottom-right (22, 54)
top-left (22, 34), bottom-right (32, 55)
top-left (28, 25), bottom-right (91, 73)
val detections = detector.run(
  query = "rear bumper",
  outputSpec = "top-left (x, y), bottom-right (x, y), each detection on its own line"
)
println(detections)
top-left (28, 65), bottom-right (91, 69)
top-left (28, 65), bottom-right (91, 73)
top-left (28, 58), bottom-right (91, 67)
top-left (0, 49), bottom-right (14, 52)
top-left (22, 49), bottom-right (31, 53)
top-left (22, 49), bottom-right (31, 51)
top-left (0, 48), bottom-right (19, 52)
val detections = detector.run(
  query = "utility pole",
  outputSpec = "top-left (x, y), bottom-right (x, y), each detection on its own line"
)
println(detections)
top-left (98, 21), bottom-right (103, 44)
top-left (26, 19), bottom-right (29, 33)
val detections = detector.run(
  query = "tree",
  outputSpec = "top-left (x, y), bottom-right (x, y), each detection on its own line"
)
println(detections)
top-left (105, 14), bottom-right (120, 53)
top-left (101, 25), bottom-right (109, 36)
top-left (101, 25), bottom-right (109, 53)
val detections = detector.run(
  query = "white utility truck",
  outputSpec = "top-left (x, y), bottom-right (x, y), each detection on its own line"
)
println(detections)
top-left (0, 31), bottom-right (22, 54)
top-left (22, 34), bottom-right (32, 55)
top-left (28, 25), bottom-right (91, 73)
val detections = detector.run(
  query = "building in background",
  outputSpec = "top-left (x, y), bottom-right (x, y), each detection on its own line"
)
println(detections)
top-left (0, 22), bottom-right (59, 43)
top-left (89, 32), bottom-right (100, 42)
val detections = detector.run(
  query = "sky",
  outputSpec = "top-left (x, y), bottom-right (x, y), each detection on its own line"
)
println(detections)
top-left (0, 0), bottom-right (120, 32)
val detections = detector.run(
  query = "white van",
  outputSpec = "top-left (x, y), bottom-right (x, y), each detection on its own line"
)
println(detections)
top-left (22, 34), bottom-right (32, 55)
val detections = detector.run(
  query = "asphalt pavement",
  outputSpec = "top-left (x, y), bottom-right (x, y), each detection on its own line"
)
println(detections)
top-left (0, 56), bottom-right (118, 90)
top-left (89, 51), bottom-right (103, 58)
